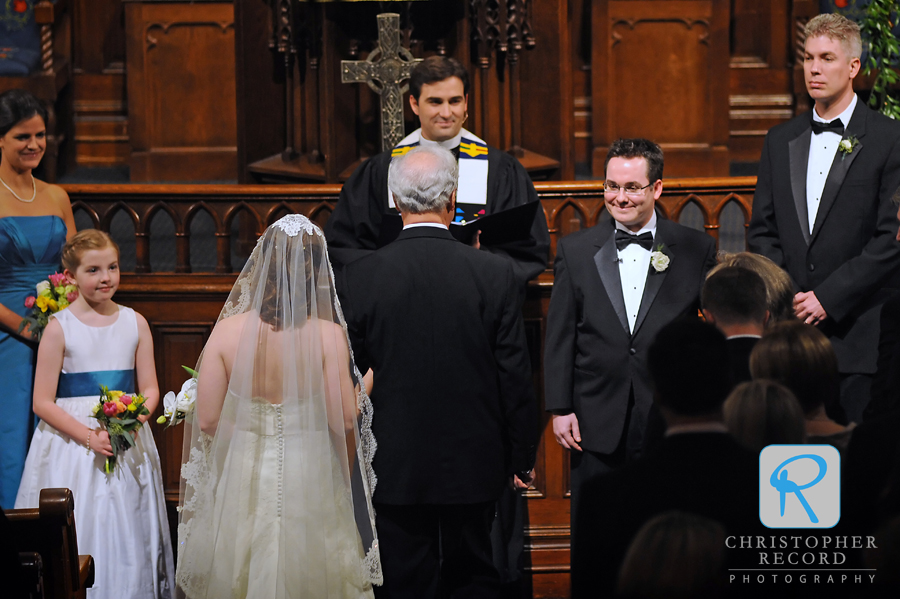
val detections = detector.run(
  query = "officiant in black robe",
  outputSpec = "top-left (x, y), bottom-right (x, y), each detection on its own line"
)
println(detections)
top-left (325, 56), bottom-right (549, 289)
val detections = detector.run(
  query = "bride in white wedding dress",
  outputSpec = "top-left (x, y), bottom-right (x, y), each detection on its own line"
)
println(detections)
top-left (175, 215), bottom-right (381, 599)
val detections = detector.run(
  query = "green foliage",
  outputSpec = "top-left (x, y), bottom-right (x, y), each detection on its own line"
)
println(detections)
top-left (860, 0), bottom-right (900, 119)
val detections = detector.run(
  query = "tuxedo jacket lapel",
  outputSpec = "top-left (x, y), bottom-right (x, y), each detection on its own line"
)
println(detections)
top-left (632, 225), bottom-right (670, 337)
top-left (789, 128), bottom-right (812, 245)
top-left (811, 105), bottom-right (867, 244)
top-left (593, 226), bottom-right (630, 335)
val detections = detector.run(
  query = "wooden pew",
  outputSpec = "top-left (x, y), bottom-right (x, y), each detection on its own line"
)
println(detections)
top-left (4, 488), bottom-right (94, 599)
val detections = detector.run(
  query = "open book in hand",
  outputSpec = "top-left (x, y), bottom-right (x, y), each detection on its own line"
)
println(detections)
top-left (378, 201), bottom-right (539, 247)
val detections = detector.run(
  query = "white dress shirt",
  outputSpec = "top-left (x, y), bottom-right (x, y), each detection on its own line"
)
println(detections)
top-left (616, 212), bottom-right (657, 333)
top-left (806, 94), bottom-right (857, 234)
top-left (402, 222), bottom-right (448, 230)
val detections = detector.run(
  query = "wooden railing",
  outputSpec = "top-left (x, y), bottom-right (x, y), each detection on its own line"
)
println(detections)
top-left (63, 177), bottom-right (757, 276)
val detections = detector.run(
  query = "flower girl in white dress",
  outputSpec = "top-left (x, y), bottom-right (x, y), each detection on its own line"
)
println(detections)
top-left (15, 229), bottom-right (174, 599)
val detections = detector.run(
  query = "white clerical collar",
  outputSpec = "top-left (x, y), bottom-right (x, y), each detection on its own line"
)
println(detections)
top-left (813, 94), bottom-right (857, 128)
top-left (614, 210), bottom-right (657, 237)
top-left (417, 131), bottom-right (463, 150)
top-left (403, 222), bottom-right (448, 230)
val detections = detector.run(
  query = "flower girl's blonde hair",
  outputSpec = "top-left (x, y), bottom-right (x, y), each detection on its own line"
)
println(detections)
top-left (61, 229), bottom-right (120, 272)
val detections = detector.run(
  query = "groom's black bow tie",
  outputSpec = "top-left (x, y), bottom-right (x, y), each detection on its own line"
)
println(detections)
top-left (811, 118), bottom-right (844, 135)
top-left (615, 230), bottom-right (654, 251)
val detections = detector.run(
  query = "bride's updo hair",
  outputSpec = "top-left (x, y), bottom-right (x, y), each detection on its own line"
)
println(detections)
top-left (61, 229), bottom-right (120, 272)
top-left (258, 227), bottom-right (328, 331)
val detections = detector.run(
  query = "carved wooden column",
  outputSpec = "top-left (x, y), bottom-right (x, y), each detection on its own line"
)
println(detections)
top-left (237, 1), bottom-right (392, 183)
top-left (468, 0), bottom-right (565, 179)
top-left (590, 0), bottom-right (730, 178)
top-left (245, 0), bottom-right (341, 182)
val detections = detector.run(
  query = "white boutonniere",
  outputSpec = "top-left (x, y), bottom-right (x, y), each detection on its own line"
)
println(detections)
top-left (650, 244), bottom-right (670, 273)
top-left (838, 136), bottom-right (859, 156)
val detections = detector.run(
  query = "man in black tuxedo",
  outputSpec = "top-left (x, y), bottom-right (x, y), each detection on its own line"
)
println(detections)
top-left (339, 144), bottom-right (539, 599)
top-left (543, 138), bottom-right (717, 597)
top-left (701, 266), bottom-right (769, 387)
top-left (748, 13), bottom-right (900, 424)
top-left (579, 320), bottom-right (759, 596)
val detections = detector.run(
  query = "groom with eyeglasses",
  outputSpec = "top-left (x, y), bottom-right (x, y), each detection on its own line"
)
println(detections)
top-left (543, 137), bottom-right (717, 597)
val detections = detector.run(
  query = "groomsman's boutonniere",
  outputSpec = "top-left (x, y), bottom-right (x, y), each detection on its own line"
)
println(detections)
top-left (838, 136), bottom-right (859, 157)
top-left (650, 244), bottom-right (670, 273)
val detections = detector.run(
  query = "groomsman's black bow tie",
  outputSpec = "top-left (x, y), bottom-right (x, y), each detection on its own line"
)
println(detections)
top-left (811, 118), bottom-right (844, 135)
top-left (615, 230), bottom-right (654, 251)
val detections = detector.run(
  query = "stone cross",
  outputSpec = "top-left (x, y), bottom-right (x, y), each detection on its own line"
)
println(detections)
top-left (342, 13), bottom-right (422, 152)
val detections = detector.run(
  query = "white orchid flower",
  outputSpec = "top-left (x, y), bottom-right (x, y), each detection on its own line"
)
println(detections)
top-left (158, 374), bottom-right (198, 427)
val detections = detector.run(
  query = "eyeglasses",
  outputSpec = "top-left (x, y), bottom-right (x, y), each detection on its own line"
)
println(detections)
top-left (603, 182), bottom-right (653, 197)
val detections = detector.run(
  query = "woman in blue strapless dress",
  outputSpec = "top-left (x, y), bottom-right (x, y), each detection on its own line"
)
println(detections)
top-left (0, 90), bottom-right (75, 508)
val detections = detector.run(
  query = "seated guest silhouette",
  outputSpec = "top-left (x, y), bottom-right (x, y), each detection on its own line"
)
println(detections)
top-left (702, 266), bottom-right (769, 387)
top-left (713, 252), bottom-right (794, 325)
top-left (616, 511), bottom-right (726, 599)
top-left (577, 320), bottom-right (758, 597)
top-left (723, 380), bottom-right (806, 453)
top-left (750, 321), bottom-right (855, 452)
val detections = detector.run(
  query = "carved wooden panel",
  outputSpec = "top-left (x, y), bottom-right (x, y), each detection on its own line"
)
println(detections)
top-left (615, 19), bottom-right (709, 141)
top-left (732, 0), bottom-right (767, 64)
top-left (519, 0), bottom-right (575, 179)
top-left (125, 2), bottom-right (237, 181)
top-left (74, 0), bottom-right (126, 72)
top-left (592, 1), bottom-right (730, 178)
top-left (145, 324), bottom-right (212, 492)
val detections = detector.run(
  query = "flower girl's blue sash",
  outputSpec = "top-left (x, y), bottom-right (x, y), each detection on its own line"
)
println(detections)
top-left (56, 369), bottom-right (136, 398)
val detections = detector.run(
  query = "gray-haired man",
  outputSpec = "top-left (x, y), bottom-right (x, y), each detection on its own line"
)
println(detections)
top-left (339, 145), bottom-right (539, 599)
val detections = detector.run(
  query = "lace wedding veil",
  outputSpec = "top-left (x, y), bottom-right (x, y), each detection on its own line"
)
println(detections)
top-left (176, 214), bottom-right (381, 598)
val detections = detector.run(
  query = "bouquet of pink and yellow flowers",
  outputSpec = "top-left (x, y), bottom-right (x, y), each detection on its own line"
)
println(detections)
top-left (19, 272), bottom-right (78, 340)
top-left (91, 386), bottom-right (150, 474)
